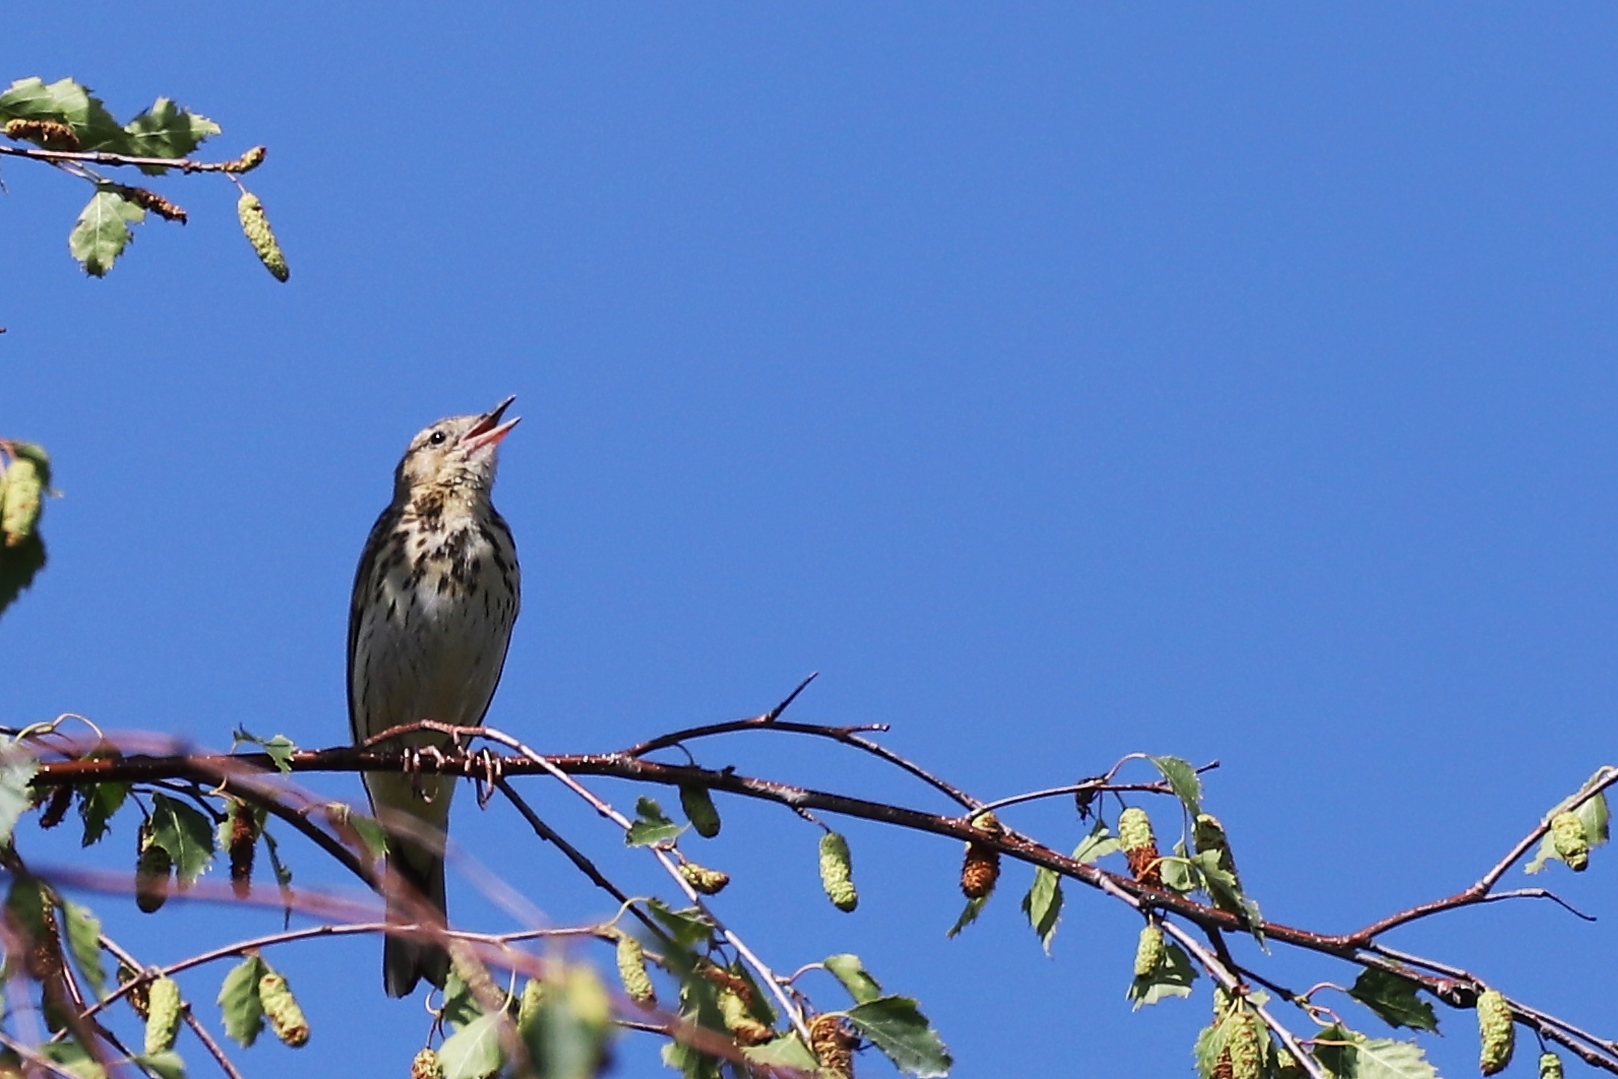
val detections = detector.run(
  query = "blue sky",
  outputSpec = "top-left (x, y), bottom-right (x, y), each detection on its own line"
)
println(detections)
top-left (6, 4), bottom-right (1618, 1076)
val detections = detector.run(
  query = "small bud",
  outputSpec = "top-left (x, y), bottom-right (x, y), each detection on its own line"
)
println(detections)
top-left (143, 976), bottom-right (182, 1054)
top-left (38, 786), bottom-right (73, 830)
top-left (237, 192), bottom-right (290, 282)
top-left (228, 801), bottom-right (259, 899)
top-left (809, 1013), bottom-right (857, 1079)
top-left (1540, 1051), bottom-right (1564, 1079)
top-left (718, 988), bottom-right (773, 1046)
top-left (1550, 811), bottom-right (1590, 871)
top-left (1132, 924), bottom-right (1164, 978)
top-left (679, 862), bottom-right (730, 895)
top-left (1117, 807), bottom-right (1163, 887)
top-left (410, 1048), bottom-right (444, 1079)
top-left (1477, 988), bottom-right (1514, 1076)
top-left (615, 934), bottom-right (655, 1006)
top-left (259, 970), bottom-right (309, 1048)
top-left (679, 785), bottom-right (722, 838)
top-left (135, 823), bottom-right (173, 914)
top-left (819, 832), bottom-right (858, 912)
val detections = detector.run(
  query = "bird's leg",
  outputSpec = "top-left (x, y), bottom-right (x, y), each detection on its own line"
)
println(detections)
top-left (413, 745), bottom-right (451, 802)
top-left (473, 748), bottom-right (503, 808)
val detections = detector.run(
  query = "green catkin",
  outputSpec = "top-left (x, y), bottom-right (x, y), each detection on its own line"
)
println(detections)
top-left (259, 970), bottom-right (309, 1047)
top-left (143, 977), bottom-right (182, 1054)
top-left (1, 457), bottom-right (43, 546)
top-left (1550, 812), bottom-right (1589, 871)
top-left (819, 832), bottom-right (858, 912)
top-left (1540, 1052), bottom-right (1564, 1079)
top-left (237, 192), bottom-right (290, 281)
top-left (615, 935), bottom-right (655, 1006)
top-left (1133, 925), bottom-right (1164, 978)
top-left (410, 1048), bottom-right (444, 1079)
top-left (1477, 989), bottom-right (1514, 1076)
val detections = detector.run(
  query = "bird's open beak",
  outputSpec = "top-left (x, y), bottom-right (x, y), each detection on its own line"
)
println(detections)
top-left (460, 395), bottom-right (520, 452)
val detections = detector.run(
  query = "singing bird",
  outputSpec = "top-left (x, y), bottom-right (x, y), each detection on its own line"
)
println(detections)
top-left (348, 397), bottom-right (522, 996)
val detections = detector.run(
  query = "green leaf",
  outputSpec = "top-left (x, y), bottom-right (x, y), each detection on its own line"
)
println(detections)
top-left (1070, 820), bottom-right (1119, 865)
top-left (528, 965), bottom-right (611, 1079)
top-left (945, 894), bottom-right (988, 938)
top-left (742, 1034), bottom-right (818, 1071)
top-left (439, 968), bottom-right (487, 1030)
top-left (1126, 940), bottom-right (1197, 1009)
top-left (122, 98), bottom-right (220, 174)
top-left (1578, 789), bottom-right (1611, 847)
top-left (661, 1039), bottom-right (723, 1079)
top-left (41, 1037), bottom-right (106, 1079)
top-left (1192, 1005), bottom-right (1239, 1079)
top-left (69, 188), bottom-right (145, 277)
top-left (1020, 866), bottom-right (1063, 954)
top-left (79, 774), bottom-right (129, 847)
top-left (216, 954), bottom-right (266, 1047)
top-left (625, 796), bottom-right (685, 847)
top-left (231, 728), bottom-right (297, 774)
top-left (1348, 968), bottom-right (1439, 1033)
top-left (132, 1050), bottom-right (188, 1079)
top-left (1314, 1024), bottom-right (1439, 1079)
top-left (438, 1011), bottom-right (504, 1079)
top-left (646, 900), bottom-right (715, 949)
top-left (1148, 755), bottom-right (1203, 816)
top-left (0, 77), bottom-right (128, 152)
top-left (0, 741), bottom-right (39, 843)
top-left (824, 954), bottom-right (883, 1005)
top-left (58, 899), bottom-right (106, 1000)
top-left (148, 793), bottom-right (216, 886)
top-left (5, 877), bottom-right (48, 941)
top-left (0, 532), bottom-right (47, 621)
top-left (844, 996), bottom-right (953, 1078)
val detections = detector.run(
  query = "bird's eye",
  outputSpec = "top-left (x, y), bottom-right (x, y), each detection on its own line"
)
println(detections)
top-left (428, 431), bottom-right (447, 446)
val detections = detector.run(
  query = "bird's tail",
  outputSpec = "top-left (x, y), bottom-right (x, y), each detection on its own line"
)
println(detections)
top-left (383, 841), bottom-right (450, 998)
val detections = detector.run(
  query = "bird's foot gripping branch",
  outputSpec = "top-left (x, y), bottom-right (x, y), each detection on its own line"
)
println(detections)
top-left (0, 700), bottom-right (1613, 1079)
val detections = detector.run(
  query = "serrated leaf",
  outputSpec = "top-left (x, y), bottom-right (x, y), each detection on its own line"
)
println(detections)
top-left (216, 954), bottom-right (265, 1047)
top-left (1348, 968), bottom-right (1439, 1033)
top-left (1071, 820), bottom-right (1119, 865)
top-left (1020, 866), bottom-right (1063, 954)
top-left (0, 742), bottom-right (39, 843)
top-left (824, 954), bottom-right (883, 1005)
top-left (69, 189), bottom-right (144, 277)
top-left (625, 796), bottom-right (684, 847)
top-left (844, 996), bottom-right (952, 1078)
top-left (41, 1037), bottom-right (105, 1079)
top-left (1127, 940), bottom-right (1197, 1009)
top-left (742, 1034), bottom-right (818, 1071)
top-left (0, 531), bottom-right (47, 620)
top-left (1190, 850), bottom-right (1264, 942)
top-left (79, 776), bottom-right (129, 847)
top-left (1148, 755), bottom-right (1203, 816)
top-left (123, 98), bottom-right (220, 174)
top-left (1349, 1037), bottom-right (1439, 1079)
top-left (132, 1051), bottom-right (187, 1079)
top-left (439, 968), bottom-right (487, 1030)
top-left (662, 1039), bottom-right (723, 1079)
top-left (646, 900), bottom-right (715, 949)
top-left (945, 894), bottom-right (988, 938)
top-left (1192, 1005), bottom-right (1240, 1079)
top-left (148, 793), bottom-right (215, 886)
top-left (232, 728), bottom-right (296, 774)
top-left (58, 899), bottom-right (106, 1000)
top-left (0, 77), bottom-right (128, 152)
top-left (438, 1011), bottom-right (504, 1079)
top-left (1578, 789), bottom-right (1610, 847)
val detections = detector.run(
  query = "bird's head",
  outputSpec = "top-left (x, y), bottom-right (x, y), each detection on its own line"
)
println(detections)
top-left (393, 395), bottom-right (520, 503)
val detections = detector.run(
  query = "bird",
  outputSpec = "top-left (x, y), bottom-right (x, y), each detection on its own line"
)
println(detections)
top-left (347, 396), bottom-right (522, 997)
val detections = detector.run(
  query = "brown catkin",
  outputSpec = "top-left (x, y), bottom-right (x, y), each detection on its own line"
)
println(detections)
top-left (410, 1048), bottom-right (444, 1079)
top-left (121, 187), bottom-right (187, 224)
top-left (237, 192), bottom-right (290, 282)
top-left (118, 963), bottom-right (151, 1020)
top-left (1117, 807), bottom-right (1163, 888)
top-left (679, 862), bottom-right (731, 895)
top-left (1477, 989), bottom-right (1514, 1075)
top-left (228, 801), bottom-right (258, 898)
top-left (3, 118), bottom-right (79, 150)
top-left (960, 841), bottom-right (1000, 899)
top-left (809, 1013), bottom-right (857, 1079)
top-left (225, 145), bottom-right (268, 173)
top-left (38, 786), bottom-right (72, 830)
top-left (719, 989), bottom-right (773, 1046)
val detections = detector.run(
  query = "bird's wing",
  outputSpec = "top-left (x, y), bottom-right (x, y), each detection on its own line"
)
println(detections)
top-left (348, 503), bottom-right (402, 743)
